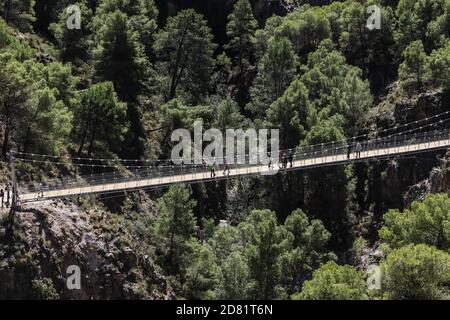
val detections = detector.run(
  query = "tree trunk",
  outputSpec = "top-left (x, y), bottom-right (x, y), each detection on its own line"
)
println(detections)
top-left (168, 25), bottom-right (189, 100)
top-left (87, 128), bottom-right (96, 157)
top-left (2, 102), bottom-right (11, 159)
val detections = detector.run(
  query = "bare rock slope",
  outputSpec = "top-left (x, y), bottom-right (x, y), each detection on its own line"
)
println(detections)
top-left (0, 200), bottom-right (173, 299)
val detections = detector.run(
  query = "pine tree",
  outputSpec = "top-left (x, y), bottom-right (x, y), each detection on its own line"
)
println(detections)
top-left (294, 261), bottom-right (367, 300)
top-left (94, 0), bottom-right (158, 57)
top-left (0, 56), bottom-right (31, 157)
top-left (379, 193), bottom-right (450, 251)
top-left (0, 0), bottom-right (35, 31)
top-left (247, 37), bottom-right (297, 117)
top-left (280, 209), bottom-right (335, 295)
top-left (154, 9), bottom-right (216, 103)
top-left (93, 10), bottom-right (150, 102)
top-left (225, 0), bottom-right (258, 74)
top-left (399, 40), bottom-right (430, 93)
top-left (266, 79), bottom-right (309, 149)
top-left (381, 244), bottom-right (450, 300)
top-left (49, 1), bottom-right (93, 63)
top-left (72, 81), bottom-right (128, 157)
top-left (155, 184), bottom-right (197, 273)
top-left (240, 209), bottom-right (288, 299)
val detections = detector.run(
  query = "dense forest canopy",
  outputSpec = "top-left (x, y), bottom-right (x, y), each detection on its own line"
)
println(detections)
top-left (0, 0), bottom-right (450, 300)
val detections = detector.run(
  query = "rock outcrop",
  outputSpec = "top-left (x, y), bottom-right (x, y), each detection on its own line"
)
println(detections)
top-left (0, 200), bottom-right (173, 300)
top-left (404, 153), bottom-right (450, 207)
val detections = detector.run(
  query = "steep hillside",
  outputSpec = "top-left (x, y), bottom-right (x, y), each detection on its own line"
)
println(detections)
top-left (0, 199), bottom-right (173, 299)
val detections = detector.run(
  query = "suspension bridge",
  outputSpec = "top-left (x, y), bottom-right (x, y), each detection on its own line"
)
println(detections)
top-left (10, 114), bottom-right (450, 204)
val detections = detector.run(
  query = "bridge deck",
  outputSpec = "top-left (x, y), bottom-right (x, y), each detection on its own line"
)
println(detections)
top-left (18, 137), bottom-right (450, 202)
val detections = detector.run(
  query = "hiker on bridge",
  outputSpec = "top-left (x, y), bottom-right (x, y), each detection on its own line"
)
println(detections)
top-left (355, 142), bottom-right (362, 158)
top-left (288, 150), bottom-right (294, 168)
top-left (39, 181), bottom-right (44, 198)
top-left (202, 158), bottom-right (207, 170)
top-left (347, 143), bottom-right (352, 160)
top-left (5, 183), bottom-right (10, 206)
top-left (209, 162), bottom-right (216, 178)
top-left (223, 158), bottom-right (230, 176)
top-left (267, 152), bottom-right (272, 170)
top-left (0, 189), bottom-right (4, 209)
top-left (278, 152), bottom-right (285, 170)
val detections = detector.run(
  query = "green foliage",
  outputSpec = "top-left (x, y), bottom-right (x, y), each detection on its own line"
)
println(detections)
top-left (247, 37), bottom-right (297, 117)
top-left (93, 10), bottom-right (150, 101)
top-left (225, 0), bottom-right (257, 74)
top-left (240, 209), bottom-right (288, 299)
top-left (381, 244), bottom-right (450, 299)
top-left (182, 239), bottom-right (219, 300)
top-left (43, 61), bottom-right (79, 106)
top-left (275, 5), bottom-right (331, 56)
top-left (215, 250), bottom-right (253, 299)
top-left (72, 81), bottom-right (128, 157)
top-left (2, 0), bottom-right (450, 301)
top-left (0, 17), bottom-right (12, 49)
top-left (294, 261), bottom-right (367, 300)
top-left (0, 53), bottom-right (74, 156)
top-left (212, 96), bottom-right (244, 132)
top-left (280, 209), bottom-right (336, 295)
top-left (154, 184), bottom-right (197, 273)
top-left (0, 0), bottom-right (35, 31)
top-left (266, 79), bottom-right (309, 149)
top-left (94, 0), bottom-right (158, 57)
top-left (300, 40), bottom-right (372, 137)
top-left (208, 225), bottom-right (241, 265)
top-left (379, 193), bottom-right (450, 251)
top-left (158, 99), bottom-right (214, 151)
top-left (352, 236), bottom-right (368, 265)
top-left (428, 0), bottom-right (450, 47)
top-left (19, 85), bottom-right (73, 154)
top-left (31, 278), bottom-right (60, 300)
top-left (338, 0), bottom-right (397, 82)
top-left (429, 40), bottom-right (450, 89)
top-left (154, 9), bottom-right (216, 103)
top-left (0, 55), bottom-right (33, 157)
top-left (204, 208), bottom-right (335, 299)
top-left (399, 40), bottom-right (431, 93)
top-left (49, 1), bottom-right (93, 63)
top-left (396, 0), bottom-right (450, 50)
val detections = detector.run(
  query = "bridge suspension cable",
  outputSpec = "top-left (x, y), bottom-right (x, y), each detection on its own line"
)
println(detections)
top-left (14, 127), bottom-right (450, 203)
top-left (11, 110), bottom-right (450, 165)
top-left (13, 115), bottom-right (450, 169)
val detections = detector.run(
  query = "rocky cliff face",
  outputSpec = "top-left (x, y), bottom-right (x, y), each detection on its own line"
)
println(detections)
top-left (0, 200), bottom-right (173, 299)
top-left (361, 84), bottom-right (449, 220)
top-left (404, 155), bottom-right (450, 207)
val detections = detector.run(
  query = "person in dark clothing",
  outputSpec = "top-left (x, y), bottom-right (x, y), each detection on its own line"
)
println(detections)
top-left (39, 182), bottom-right (44, 198)
top-left (209, 163), bottom-right (216, 178)
top-left (288, 150), bottom-right (294, 168)
top-left (278, 152), bottom-right (284, 170)
top-left (347, 143), bottom-right (352, 160)
top-left (223, 158), bottom-right (230, 176)
top-left (202, 158), bottom-right (207, 170)
top-left (5, 183), bottom-right (10, 205)
top-left (355, 142), bottom-right (362, 158)
top-left (0, 189), bottom-right (4, 208)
